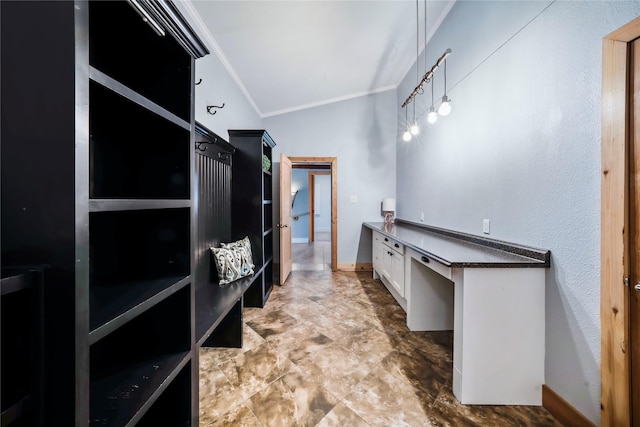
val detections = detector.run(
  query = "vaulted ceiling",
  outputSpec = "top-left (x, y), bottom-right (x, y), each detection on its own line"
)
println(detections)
top-left (178, 1), bottom-right (456, 117)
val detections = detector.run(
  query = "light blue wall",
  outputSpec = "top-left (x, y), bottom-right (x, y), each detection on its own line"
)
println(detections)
top-left (292, 169), bottom-right (309, 241)
top-left (314, 174), bottom-right (331, 233)
top-left (266, 90), bottom-right (397, 266)
top-left (193, 50), bottom-right (262, 137)
top-left (396, 1), bottom-right (640, 424)
top-left (183, 1), bottom-right (640, 421)
top-left (291, 170), bottom-right (332, 241)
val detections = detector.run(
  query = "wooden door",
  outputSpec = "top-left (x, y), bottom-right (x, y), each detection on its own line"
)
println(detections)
top-left (602, 16), bottom-right (640, 426)
top-left (631, 37), bottom-right (640, 426)
top-left (279, 153), bottom-right (293, 284)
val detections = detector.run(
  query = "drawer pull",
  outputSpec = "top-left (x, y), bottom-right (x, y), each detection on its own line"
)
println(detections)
top-left (394, 243), bottom-right (400, 248)
top-left (388, 251), bottom-right (393, 256)
top-left (421, 256), bottom-right (430, 263)
top-left (384, 238), bottom-right (389, 242)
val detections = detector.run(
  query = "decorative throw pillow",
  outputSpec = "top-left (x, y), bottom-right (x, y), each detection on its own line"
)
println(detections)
top-left (211, 236), bottom-right (255, 285)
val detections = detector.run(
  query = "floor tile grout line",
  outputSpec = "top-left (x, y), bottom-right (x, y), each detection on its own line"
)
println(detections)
top-left (199, 271), bottom-right (562, 426)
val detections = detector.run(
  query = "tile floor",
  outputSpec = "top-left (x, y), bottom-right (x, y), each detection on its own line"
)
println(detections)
top-left (199, 270), bottom-right (563, 426)
top-left (292, 232), bottom-right (331, 271)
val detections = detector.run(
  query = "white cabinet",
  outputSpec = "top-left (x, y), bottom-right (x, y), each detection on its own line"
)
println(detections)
top-left (366, 222), bottom-right (548, 406)
top-left (372, 232), bottom-right (384, 274)
top-left (383, 241), bottom-right (404, 297)
top-left (372, 231), bottom-right (405, 306)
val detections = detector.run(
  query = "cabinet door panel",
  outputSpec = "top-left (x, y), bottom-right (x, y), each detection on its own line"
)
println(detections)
top-left (372, 234), bottom-right (383, 272)
top-left (390, 251), bottom-right (405, 297)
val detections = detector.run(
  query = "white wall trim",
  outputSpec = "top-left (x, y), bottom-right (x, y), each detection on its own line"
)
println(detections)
top-left (173, 1), bottom-right (262, 116)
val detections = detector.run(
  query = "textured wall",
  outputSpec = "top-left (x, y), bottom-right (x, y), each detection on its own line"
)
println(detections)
top-left (314, 174), bottom-right (332, 232)
top-left (193, 52), bottom-right (262, 139)
top-left (265, 90), bottom-right (397, 265)
top-left (292, 169), bottom-right (310, 240)
top-left (396, 1), bottom-right (640, 423)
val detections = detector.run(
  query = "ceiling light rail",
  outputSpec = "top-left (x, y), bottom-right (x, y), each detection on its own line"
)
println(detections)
top-left (402, 48), bottom-right (451, 109)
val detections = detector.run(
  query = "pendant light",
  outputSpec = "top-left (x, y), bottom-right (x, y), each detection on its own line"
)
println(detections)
top-left (410, 102), bottom-right (419, 135)
top-left (409, 0), bottom-right (420, 136)
top-left (403, 107), bottom-right (412, 142)
top-left (427, 78), bottom-right (437, 124)
top-left (438, 58), bottom-right (451, 116)
top-left (399, 0), bottom-right (451, 138)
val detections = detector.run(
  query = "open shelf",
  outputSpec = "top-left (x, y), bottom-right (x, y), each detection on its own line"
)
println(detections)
top-left (88, 0), bottom-right (192, 122)
top-left (1, 267), bottom-right (44, 427)
top-left (1, 269), bottom-right (37, 295)
top-left (90, 81), bottom-right (190, 200)
top-left (243, 270), bottom-right (265, 308)
top-left (263, 172), bottom-right (272, 201)
top-left (90, 285), bottom-right (191, 426)
top-left (229, 130), bottom-right (276, 306)
top-left (264, 204), bottom-right (273, 235)
top-left (264, 231), bottom-right (273, 262)
top-left (89, 277), bottom-right (189, 344)
top-left (2, 1), bottom-right (207, 423)
top-left (89, 208), bottom-right (190, 332)
top-left (263, 260), bottom-right (274, 300)
top-left (195, 272), bottom-right (257, 346)
top-left (2, 288), bottom-right (33, 417)
top-left (136, 363), bottom-right (191, 427)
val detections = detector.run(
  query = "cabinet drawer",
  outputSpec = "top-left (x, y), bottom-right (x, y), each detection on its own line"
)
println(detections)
top-left (408, 248), bottom-right (452, 280)
top-left (382, 236), bottom-right (404, 254)
top-left (373, 231), bottom-right (383, 244)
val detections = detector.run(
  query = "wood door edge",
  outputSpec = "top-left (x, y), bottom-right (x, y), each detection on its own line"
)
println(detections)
top-left (601, 24), bottom-right (636, 427)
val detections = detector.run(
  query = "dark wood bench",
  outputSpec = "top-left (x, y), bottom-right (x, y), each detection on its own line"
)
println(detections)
top-left (193, 122), bottom-right (260, 348)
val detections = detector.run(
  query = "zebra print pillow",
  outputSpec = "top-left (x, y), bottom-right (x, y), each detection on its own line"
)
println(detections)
top-left (211, 236), bottom-right (255, 285)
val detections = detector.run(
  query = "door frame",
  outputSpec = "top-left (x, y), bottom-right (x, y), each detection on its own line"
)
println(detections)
top-left (289, 157), bottom-right (338, 272)
top-left (308, 171), bottom-right (331, 243)
top-left (601, 15), bottom-right (640, 427)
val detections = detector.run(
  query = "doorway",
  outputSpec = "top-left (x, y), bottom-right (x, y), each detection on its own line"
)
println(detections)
top-left (601, 15), bottom-right (640, 427)
top-left (286, 157), bottom-right (337, 274)
top-left (291, 169), bottom-right (331, 270)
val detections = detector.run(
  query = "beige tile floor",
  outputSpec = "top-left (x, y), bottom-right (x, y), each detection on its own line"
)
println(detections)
top-left (199, 270), bottom-right (563, 427)
top-left (292, 232), bottom-right (331, 271)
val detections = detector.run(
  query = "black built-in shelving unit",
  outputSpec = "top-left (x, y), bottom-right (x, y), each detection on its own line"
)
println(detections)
top-left (228, 130), bottom-right (276, 308)
top-left (194, 123), bottom-right (247, 349)
top-left (1, 267), bottom-right (45, 426)
top-left (1, 1), bottom-right (208, 425)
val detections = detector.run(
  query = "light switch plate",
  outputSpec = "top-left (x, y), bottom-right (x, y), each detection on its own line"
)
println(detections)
top-left (350, 195), bottom-right (358, 203)
top-left (483, 219), bottom-right (490, 234)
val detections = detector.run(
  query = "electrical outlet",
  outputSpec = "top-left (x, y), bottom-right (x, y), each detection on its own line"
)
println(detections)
top-left (483, 219), bottom-right (490, 234)
top-left (420, 212), bottom-right (424, 221)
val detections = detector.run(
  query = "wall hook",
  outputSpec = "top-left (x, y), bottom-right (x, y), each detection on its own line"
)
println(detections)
top-left (207, 103), bottom-right (225, 115)
top-left (195, 78), bottom-right (202, 85)
top-left (195, 136), bottom-right (218, 151)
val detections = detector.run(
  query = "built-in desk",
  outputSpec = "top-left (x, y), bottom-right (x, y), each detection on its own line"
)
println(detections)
top-left (363, 220), bottom-right (550, 406)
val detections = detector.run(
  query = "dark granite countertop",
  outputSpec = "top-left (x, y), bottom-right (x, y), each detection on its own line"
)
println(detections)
top-left (364, 220), bottom-right (550, 268)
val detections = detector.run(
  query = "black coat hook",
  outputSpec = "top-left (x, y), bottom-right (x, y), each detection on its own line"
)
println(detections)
top-left (207, 103), bottom-right (225, 115)
top-left (195, 78), bottom-right (202, 85)
top-left (195, 136), bottom-right (218, 151)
